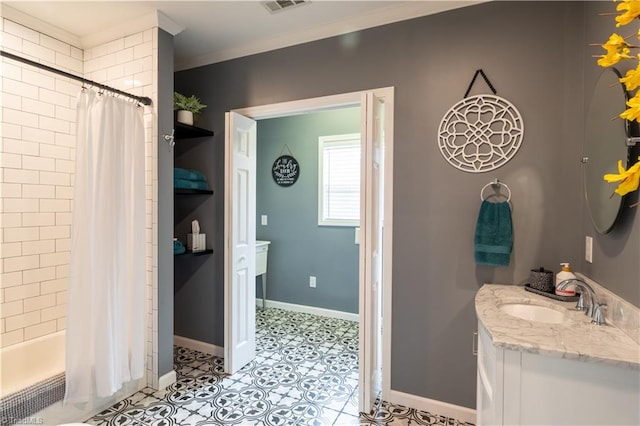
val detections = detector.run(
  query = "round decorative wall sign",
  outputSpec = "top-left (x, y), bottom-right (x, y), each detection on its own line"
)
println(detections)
top-left (437, 94), bottom-right (524, 173)
top-left (272, 155), bottom-right (300, 187)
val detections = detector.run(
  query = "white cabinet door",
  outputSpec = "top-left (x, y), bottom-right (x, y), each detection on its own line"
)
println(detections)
top-left (477, 322), bottom-right (640, 425)
top-left (477, 322), bottom-right (499, 426)
top-left (519, 351), bottom-right (640, 425)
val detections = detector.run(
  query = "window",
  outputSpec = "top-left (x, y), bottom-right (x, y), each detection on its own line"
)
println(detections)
top-left (318, 133), bottom-right (361, 226)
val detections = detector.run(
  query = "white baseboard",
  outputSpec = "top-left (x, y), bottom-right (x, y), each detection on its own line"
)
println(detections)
top-left (258, 299), bottom-right (359, 322)
top-left (386, 389), bottom-right (476, 424)
top-left (174, 334), bottom-right (224, 358)
top-left (158, 369), bottom-right (177, 390)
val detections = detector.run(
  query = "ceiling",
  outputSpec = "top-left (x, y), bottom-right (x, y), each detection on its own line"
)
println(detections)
top-left (3, 1), bottom-right (481, 70)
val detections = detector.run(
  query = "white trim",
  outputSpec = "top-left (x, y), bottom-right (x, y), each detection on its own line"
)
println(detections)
top-left (256, 299), bottom-right (359, 322)
top-left (175, 1), bottom-right (485, 71)
top-left (387, 389), bottom-right (477, 425)
top-left (228, 86), bottom-right (394, 417)
top-left (381, 87), bottom-right (394, 404)
top-left (174, 335), bottom-right (224, 358)
top-left (223, 112), bottom-right (233, 373)
top-left (156, 11), bottom-right (185, 36)
top-left (0, 5), bottom-right (180, 50)
top-left (81, 11), bottom-right (183, 49)
top-left (233, 91), bottom-right (362, 120)
top-left (80, 12), bottom-right (154, 48)
top-left (157, 369), bottom-right (177, 390)
top-left (1, 4), bottom-right (82, 48)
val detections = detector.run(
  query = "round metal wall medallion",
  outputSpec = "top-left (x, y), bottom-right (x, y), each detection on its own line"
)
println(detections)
top-left (438, 94), bottom-right (524, 173)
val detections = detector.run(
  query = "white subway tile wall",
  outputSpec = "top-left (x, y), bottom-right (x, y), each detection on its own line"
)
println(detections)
top-left (0, 19), bottom-right (158, 388)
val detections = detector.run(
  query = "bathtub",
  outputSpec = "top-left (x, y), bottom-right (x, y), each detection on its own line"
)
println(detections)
top-left (0, 331), bottom-right (144, 426)
top-left (1, 331), bottom-right (66, 398)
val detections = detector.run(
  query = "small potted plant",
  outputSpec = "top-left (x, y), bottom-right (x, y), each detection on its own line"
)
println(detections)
top-left (174, 92), bottom-right (207, 126)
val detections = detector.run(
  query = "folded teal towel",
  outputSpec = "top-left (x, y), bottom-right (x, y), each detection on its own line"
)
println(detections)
top-left (174, 240), bottom-right (185, 255)
top-left (174, 167), bottom-right (207, 182)
top-left (174, 178), bottom-right (208, 190)
top-left (474, 201), bottom-right (512, 267)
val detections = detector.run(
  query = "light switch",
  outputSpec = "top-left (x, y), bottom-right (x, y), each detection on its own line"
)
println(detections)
top-left (354, 227), bottom-right (360, 245)
top-left (261, 215), bottom-right (268, 226)
top-left (585, 236), bottom-right (593, 263)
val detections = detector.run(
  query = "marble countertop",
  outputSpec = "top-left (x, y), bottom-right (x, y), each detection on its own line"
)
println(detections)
top-left (476, 284), bottom-right (640, 370)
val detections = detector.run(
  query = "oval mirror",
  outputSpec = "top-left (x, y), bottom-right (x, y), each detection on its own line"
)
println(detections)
top-left (584, 67), bottom-right (633, 234)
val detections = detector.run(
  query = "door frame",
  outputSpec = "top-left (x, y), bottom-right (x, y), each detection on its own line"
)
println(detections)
top-left (224, 87), bottom-right (394, 408)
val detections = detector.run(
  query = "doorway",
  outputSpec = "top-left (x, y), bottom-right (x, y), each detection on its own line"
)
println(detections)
top-left (224, 88), bottom-right (394, 414)
top-left (255, 106), bottom-right (361, 317)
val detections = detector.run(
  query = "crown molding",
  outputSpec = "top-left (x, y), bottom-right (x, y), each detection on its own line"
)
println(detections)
top-left (175, 0), bottom-right (484, 71)
top-left (157, 11), bottom-right (184, 37)
top-left (0, 4), bottom-right (82, 48)
top-left (0, 5), bottom-right (183, 50)
top-left (81, 11), bottom-right (183, 49)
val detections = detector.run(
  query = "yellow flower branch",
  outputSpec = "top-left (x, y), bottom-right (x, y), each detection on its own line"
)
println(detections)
top-left (604, 156), bottom-right (640, 196)
top-left (597, 0), bottom-right (640, 203)
top-left (616, 0), bottom-right (640, 26)
top-left (596, 33), bottom-right (632, 66)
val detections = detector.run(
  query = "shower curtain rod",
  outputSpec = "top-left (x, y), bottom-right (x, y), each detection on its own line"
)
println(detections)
top-left (0, 50), bottom-right (153, 106)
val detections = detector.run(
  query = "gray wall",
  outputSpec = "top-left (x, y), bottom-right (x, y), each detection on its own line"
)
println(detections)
top-left (256, 108), bottom-right (361, 313)
top-left (580, 2), bottom-right (640, 306)
top-left (172, 102), bottom-right (219, 339)
top-left (157, 29), bottom-right (174, 377)
top-left (173, 1), bottom-right (638, 409)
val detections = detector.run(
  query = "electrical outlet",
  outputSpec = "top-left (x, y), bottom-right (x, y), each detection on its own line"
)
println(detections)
top-left (585, 236), bottom-right (593, 263)
top-left (261, 215), bottom-right (268, 226)
top-left (309, 276), bottom-right (316, 288)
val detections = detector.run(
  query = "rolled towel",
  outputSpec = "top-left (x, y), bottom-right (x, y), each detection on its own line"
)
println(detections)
top-left (174, 178), bottom-right (209, 190)
top-left (474, 200), bottom-right (512, 267)
top-left (174, 167), bottom-right (207, 182)
top-left (174, 239), bottom-right (185, 255)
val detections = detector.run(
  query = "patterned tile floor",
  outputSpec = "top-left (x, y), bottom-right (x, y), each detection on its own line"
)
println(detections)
top-left (87, 308), bottom-right (474, 425)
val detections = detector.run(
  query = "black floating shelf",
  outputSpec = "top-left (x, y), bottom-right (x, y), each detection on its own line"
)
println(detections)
top-left (174, 188), bottom-right (213, 195)
top-left (175, 248), bottom-right (213, 257)
top-left (174, 122), bottom-right (214, 139)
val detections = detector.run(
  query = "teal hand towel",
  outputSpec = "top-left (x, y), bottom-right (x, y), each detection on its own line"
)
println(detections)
top-left (474, 200), bottom-right (512, 267)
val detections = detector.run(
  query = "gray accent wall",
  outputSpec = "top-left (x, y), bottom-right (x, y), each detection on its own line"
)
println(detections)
top-left (174, 1), bottom-right (638, 409)
top-left (157, 29), bottom-right (175, 377)
top-left (256, 108), bottom-right (361, 313)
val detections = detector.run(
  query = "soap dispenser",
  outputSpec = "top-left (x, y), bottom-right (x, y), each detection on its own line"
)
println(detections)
top-left (555, 262), bottom-right (577, 296)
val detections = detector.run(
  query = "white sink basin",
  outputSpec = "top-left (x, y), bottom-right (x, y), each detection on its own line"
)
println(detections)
top-left (499, 303), bottom-right (565, 324)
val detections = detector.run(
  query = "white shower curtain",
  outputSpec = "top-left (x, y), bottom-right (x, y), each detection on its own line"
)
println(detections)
top-left (65, 90), bottom-right (146, 403)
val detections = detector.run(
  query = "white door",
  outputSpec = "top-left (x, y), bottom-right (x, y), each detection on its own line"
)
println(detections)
top-left (359, 92), bottom-right (385, 412)
top-left (224, 111), bottom-right (257, 374)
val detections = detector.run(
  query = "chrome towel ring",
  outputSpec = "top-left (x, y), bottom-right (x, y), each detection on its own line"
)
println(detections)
top-left (480, 179), bottom-right (511, 202)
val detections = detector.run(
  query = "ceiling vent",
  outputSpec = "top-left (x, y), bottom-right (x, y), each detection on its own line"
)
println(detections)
top-left (262, 0), bottom-right (310, 14)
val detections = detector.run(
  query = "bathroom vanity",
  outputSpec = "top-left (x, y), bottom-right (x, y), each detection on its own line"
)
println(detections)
top-left (475, 277), bottom-right (640, 425)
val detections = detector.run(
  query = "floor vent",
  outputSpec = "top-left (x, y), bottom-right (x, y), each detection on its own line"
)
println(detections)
top-left (262, 0), bottom-right (310, 14)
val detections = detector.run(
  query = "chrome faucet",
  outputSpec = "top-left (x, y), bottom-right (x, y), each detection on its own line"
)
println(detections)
top-left (556, 279), bottom-right (607, 325)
